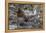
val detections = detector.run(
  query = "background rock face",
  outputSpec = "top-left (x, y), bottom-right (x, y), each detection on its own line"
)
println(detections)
top-left (8, 3), bottom-right (42, 30)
